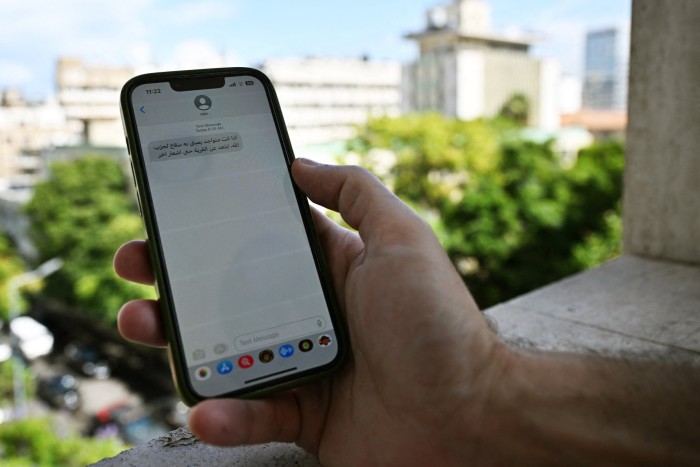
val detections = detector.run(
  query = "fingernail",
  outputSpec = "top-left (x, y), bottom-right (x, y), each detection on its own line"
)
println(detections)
top-left (296, 157), bottom-right (321, 167)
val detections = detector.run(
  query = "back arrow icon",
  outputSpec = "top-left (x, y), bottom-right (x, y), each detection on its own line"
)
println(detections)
top-left (140, 106), bottom-right (145, 113)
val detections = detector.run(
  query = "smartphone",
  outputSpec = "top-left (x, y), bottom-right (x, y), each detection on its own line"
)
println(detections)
top-left (120, 68), bottom-right (346, 404)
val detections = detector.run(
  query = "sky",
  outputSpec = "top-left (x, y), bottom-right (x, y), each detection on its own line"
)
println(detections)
top-left (1, 0), bottom-right (631, 101)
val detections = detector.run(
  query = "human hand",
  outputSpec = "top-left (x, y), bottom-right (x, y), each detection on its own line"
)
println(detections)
top-left (114, 160), bottom-right (509, 466)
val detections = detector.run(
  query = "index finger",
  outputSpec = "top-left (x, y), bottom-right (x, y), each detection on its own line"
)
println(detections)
top-left (114, 240), bottom-right (155, 285)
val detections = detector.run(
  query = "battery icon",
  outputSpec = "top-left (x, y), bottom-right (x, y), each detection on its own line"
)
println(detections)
top-left (245, 80), bottom-right (254, 86)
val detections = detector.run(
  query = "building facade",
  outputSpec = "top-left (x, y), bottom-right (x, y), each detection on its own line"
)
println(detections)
top-left (403, 0), bottom-right (559, 129)
top-left (582, 26), bottom-right (630, 110)
top-left (0, 89), bottom-right (82, 191)
top-left (260, 57), bottom-right (402, 146)
top-left (56, 57), bottom-right (135, 147)
top-left (0, 58), bottom-right (134, 192)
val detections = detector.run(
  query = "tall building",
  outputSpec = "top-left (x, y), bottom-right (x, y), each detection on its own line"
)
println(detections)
top-left (582, 26), bottom-right (630, 110)
top-left (56, 57), bottom-right (135, 146)
top-left (403, 0), bottom-right (559, 129)
top-left (0, 89), bottom-right (81, 191)
top-left (1, 58), bottom-right (135, 191)
top-left (260, 57), bottom-right (402, 146)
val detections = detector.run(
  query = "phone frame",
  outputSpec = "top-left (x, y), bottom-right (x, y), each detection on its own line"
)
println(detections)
top-left (120, 67), bottom-right (347, 404)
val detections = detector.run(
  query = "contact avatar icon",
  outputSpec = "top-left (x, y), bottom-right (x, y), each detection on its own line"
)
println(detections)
top-left (194, 95), bottom-right (212, 110)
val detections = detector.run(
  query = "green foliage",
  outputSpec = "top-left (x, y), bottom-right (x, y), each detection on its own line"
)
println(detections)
top-left (347, 114), bottom-right (624, 307)
top-left (498, 93), bottom-right (530, 126)
top-left (0, 417), bottom-right (127, 466)
top-left (573, 206), bottom-right (622, 269)
top-left (348, 113), bottom-right (501, 205)
top-left (0, 361), bottom-right (34, 406)
top-left (0, 235), bottom-right (25, 321)
top-left (24, 156), bottom-right (152, 325)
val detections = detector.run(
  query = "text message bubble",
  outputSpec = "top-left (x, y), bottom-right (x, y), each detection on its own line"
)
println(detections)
top-left (149, 132), bottom-right (243, 162)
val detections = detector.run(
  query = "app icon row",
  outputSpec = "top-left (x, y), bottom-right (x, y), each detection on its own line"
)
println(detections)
top-left (194, 335), bottom-right (333, 381)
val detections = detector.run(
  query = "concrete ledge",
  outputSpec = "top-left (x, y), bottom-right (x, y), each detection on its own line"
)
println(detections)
top-left (94, 255), bottom-right (700, 466)
top-left (93, 427), bottom-right (320, 467)
top-left (485, 255), bottom-right (700, 363)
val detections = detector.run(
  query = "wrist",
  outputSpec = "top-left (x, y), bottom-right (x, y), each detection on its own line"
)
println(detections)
top-left (442, 339), bottom-right (518, 466)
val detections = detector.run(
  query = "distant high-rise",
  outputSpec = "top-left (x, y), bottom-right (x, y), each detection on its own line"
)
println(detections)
top-left (403, 0), bottom-right (560, 129)
top-left (582, 26), bottom-right (630, 110)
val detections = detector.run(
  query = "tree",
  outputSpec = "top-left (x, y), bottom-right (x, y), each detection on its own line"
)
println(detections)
top-left (347, 114), bottom-right (624, 307)
top-left (0, 234), bottom-right (25, 321)
top-left (498, 93), bottom-right (530, 126)
top-left (24, 156), bottom-right (152, 325)
top-left (0, 361), bottom-right (33, 405)
top-left (440, 139), bottom-right (578, 304)
top-left (568, 141), bottom-right (624, 269)
top-left (0, 417), bottom-right (127, 466)
top-left (347, 112), bottom-right (501, 204)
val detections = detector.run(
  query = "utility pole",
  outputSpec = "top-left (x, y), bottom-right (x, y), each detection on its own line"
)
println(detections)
top-left (8, 258), bottom-right (63, 419)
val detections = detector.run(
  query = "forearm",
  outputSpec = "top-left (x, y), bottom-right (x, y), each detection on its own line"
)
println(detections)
top-left (474, 350), bottom-right (700, 466)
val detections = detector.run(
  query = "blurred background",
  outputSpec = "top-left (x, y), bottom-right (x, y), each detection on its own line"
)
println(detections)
top-left (0, 0), bottom-right (630, 464)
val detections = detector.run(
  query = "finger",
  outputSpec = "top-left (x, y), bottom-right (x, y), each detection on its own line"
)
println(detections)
top-left (188, 394), bottom-right (301, 447)
top-left (114, 240), bottom-right (155, 285)
top-left (292, 159), bottom-right (432, 250)
top-left (117, 299), bottom-right (167, 347)
top-left (309, 207), bottom-right (363, 303)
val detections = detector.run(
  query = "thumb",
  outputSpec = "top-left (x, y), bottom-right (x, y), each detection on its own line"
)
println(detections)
top-left (188, 395), bottom-right (301, 447)
top-left (292, 159), bottom-right (431, 249)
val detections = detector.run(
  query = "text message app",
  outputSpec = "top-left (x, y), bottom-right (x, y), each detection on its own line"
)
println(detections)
top-left (131, 75), bottom-right (338, 396)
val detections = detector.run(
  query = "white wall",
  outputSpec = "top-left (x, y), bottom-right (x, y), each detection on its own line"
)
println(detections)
top-left (623, 0), bottom-right (700, 263)
top-left (455, 50), bottom-right (484, 120)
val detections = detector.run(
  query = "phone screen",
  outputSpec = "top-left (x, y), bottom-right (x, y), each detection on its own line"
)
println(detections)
top-left (125, 71), bottom-right (341, 398)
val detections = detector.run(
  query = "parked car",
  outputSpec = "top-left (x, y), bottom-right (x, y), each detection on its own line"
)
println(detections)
top-left (36, 374), bottom-right (81, 412)
top-left (9, 316), bottom-right (54, 360)
top-left (88, 402), bottom-right (171, 445)
top-left (147, 397), bottom-right (189, 429)
top-left (64, 343), bottom-right (111, 379)
top-left (0, 340), bottom-right (11, 363)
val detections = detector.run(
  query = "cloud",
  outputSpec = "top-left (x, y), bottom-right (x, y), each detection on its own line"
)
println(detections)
top-left (158, 0), bottom-right (240, 26)
top-left (530, 20), bottom-right (588, 77)
top-left (0, 0), bottom-right (244, 96)
top-left (0, 61), bottom-right (33, 87)
top-left (166, 40), bottom-right (235, 69)
top-left (531, 0), bottom-right (586, 24)
top-left (498, 0), bottom-right (631, 78)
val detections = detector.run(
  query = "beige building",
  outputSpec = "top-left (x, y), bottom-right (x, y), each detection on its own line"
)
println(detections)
top-left (2, 56), bottom-right (403, 190)
top-left (0, 58), bottom-right (133, 191)
top-left (260, 57), bottom-right (402, 146)
top-left (0, 89), bottom-right (82, 190)
top-left (403, 0), bottom-right (560, 129)
top-left (561, 109), bottom-right (627, 141)
top-left (56, 57), bottom-right (135, 147)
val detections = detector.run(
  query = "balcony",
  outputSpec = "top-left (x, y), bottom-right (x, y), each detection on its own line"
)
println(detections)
top-left (94, 1), bottom-right (699, 465)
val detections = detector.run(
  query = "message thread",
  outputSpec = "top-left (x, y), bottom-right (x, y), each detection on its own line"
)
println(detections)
top-left (149, 132), bottom-right (242, 161)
